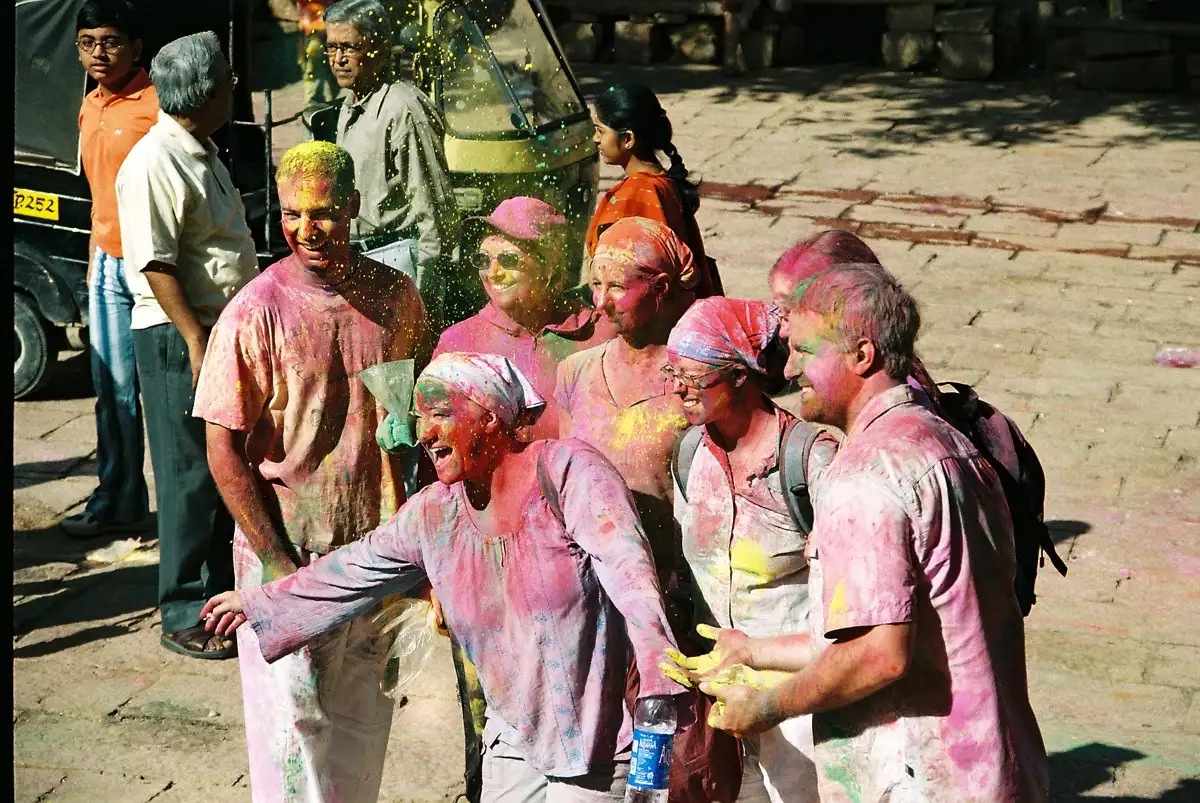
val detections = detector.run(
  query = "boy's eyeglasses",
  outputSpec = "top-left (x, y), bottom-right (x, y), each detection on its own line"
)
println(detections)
top-left (77, 36), bottom-right (127, 55)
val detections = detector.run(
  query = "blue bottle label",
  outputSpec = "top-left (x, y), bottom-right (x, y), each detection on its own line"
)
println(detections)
top-left (628, 729), bottom-right (673, 790)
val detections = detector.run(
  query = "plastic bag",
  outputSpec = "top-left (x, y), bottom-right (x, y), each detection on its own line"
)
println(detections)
top-left (373, 596), bottom-right (439, 698)
top-left (360, 359), bottom-right (419, 449)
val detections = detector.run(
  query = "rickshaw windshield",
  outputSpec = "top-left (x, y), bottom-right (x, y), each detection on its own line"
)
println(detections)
top-left (435, 1), bottom-right (585, 138)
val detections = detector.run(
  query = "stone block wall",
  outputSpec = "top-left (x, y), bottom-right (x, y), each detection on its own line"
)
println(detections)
top-left (881, 4), bottom-right (1026, 81)
top-left (545, 1), bottom-right (1018, 80)
top-left (1038, 1), bottom-right (1200, 93)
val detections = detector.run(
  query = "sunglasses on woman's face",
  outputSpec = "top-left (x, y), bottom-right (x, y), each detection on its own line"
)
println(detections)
top-left (661, 364), bottom-right (729, 390)
top-left (471, 251), bottom-right (525, 272)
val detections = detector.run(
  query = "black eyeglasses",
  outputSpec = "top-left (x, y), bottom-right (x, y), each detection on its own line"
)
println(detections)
top-left (325, 42), bottom-right (365, 57)
top-left (77, 36), bottom-right (127, 55)
top-left (661, 364), bottom-right (729, 390)
top-left (471, 251), bottom-right (524, 272)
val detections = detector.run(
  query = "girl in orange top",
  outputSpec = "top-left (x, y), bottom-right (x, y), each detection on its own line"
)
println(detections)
top-left (587, 84), bottom-right (723, 297)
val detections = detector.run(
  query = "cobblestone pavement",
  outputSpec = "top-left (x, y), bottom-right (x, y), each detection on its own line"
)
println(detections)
top-left (13, 61), bottom-right (1200, 802)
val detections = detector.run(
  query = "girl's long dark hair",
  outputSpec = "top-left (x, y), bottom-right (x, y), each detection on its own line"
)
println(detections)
top-left (593, 83), bottom-right (700, 217)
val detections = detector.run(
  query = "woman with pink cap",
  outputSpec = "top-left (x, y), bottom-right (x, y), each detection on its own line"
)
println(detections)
top-left (664, 297), bottom-right (836, 803)
top-left (202, 352), bottom-right (685, 802)
top-left (434, 196), bottom-right (615, 442)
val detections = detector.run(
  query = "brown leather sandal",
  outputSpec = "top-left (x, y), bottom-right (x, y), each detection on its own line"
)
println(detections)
top-left (161, 624), bottom-right (237, 660)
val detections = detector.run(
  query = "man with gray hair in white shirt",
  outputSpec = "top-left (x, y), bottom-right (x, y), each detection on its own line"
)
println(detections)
top-left (116, 31), bottom-right (258, 660)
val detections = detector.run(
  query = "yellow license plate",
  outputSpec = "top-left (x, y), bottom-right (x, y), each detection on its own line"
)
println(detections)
top-left (13, 188), bottom-right (60, 221)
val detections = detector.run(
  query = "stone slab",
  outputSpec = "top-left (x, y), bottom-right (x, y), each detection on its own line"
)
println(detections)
top-left (887, 4), bottom-right (935, 34)
top-left (934, 7), bottom-right (994, 35)
top-left (882, 31), bottom-right (937, 71)
top-left (667, 20), bottom-right (718, 64)
top-left (847, 203), bottom-right (967, 229)
top-left (613, 21), bottom-right (658, 66)
top-left (14, 767), bottom-right (66, 803)
top-left (938, 33), bottom-right (995, 81)
top-left (1056, 221), bottom-right (1165, 246)
top-left (34, 770), bottom-right (168, 803)
top-left (1077, 54), bottom-right (1176, 93)
top-left (1082, 30), bottom-right (1172, 60)
top-left (556, 22), bottom-right (601, 64)
top-left (966, 212), bottom-right (1060, 238)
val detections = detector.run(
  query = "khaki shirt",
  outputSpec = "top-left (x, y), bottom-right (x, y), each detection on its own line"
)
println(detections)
top-left (116, 112), bottom-right (258, 331)
top-left (336, 80), bottom-right (456, 290)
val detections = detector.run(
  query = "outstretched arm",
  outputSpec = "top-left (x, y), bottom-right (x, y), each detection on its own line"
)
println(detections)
top-left (551, 444), bottom-right (683, 699)
top-left (228, 506), bottom-right (431, 663)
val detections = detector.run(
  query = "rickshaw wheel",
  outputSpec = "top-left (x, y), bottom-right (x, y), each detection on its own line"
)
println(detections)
top-left (14, 293), bottom-right (55, 399)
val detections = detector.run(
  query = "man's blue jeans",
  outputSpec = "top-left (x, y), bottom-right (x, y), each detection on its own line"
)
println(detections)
top-left (86, 248), bottom-right (150, 524)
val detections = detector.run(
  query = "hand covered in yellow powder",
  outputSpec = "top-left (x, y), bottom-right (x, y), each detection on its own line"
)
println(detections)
top-left (660, 624), bottom-right (755, 687)
top-left (700, 675), bottom-right (783, 738)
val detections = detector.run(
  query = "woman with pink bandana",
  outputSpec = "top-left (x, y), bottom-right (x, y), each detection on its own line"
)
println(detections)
top-left (203, 352), bottom-right (684, 802)
top-left (557, 216), bottom-right (699, 580)
top-left (665, 298), bottom-right (835, 803)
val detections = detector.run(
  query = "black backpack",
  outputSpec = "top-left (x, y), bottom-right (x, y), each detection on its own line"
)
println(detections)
top-left (671, 419), bottom-right (831, 536)
top-left (933, 382), bottom-right (1068, 615)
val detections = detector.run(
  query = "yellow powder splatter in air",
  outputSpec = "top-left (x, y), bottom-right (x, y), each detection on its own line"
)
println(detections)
top-left (729, 538), bottom-right (772, 584)
top-left (610, 406), bottom-right (686, 450)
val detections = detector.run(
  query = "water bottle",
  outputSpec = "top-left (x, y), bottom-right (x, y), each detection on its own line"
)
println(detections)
top-left (625, 695), bottom-right (676, 803)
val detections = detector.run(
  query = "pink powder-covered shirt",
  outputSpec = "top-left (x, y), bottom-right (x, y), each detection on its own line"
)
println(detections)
top-left (677, 408), bottom-right (839, 639)
top-left (433, 301), bottom-right (614, 441)
top-left (807, 385), bottom-right (1048, 803)
top-left (240, 439), bottom-right (682, 777)
top-left (193, 254), bottom-right (426, 554)
top-left (555, 343), bottom-right (690, 574)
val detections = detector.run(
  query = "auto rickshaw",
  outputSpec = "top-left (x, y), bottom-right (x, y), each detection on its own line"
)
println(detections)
top-left (306, 0), bottom-right (600, 289)
top-left (12, 0), bottom-right (285, 399)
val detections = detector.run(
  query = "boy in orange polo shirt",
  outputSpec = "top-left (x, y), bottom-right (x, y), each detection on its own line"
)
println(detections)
top-left (61, 0), bottom-right (158, 538)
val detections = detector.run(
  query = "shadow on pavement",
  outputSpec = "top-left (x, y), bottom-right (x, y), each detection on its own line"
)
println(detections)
top-left (20, 349), bottom-right (95, 402)
top-left (13, 457), bottom-right (97, 490)
top-left (575, 65), bottom-right (1200, 156)
top-left (1047, 519), bottom-right (1091, 545)
top-left (13, 555), bottom-right (158, 657)
top-left (1050, 743), bottom-right (1200, 802)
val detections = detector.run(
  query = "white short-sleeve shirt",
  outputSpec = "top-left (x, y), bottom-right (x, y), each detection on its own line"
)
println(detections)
top-left (116, 111), bottom-right (258, 330)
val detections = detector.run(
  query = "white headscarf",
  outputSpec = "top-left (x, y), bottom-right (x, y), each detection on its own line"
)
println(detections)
top-left (418, 352), bottom-right (546, 429)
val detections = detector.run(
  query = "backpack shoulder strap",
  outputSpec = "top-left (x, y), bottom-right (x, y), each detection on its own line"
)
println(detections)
top-left (779, 420), bottom-right (823, 536)
top-left (670, 425), bottom-right (706, 503)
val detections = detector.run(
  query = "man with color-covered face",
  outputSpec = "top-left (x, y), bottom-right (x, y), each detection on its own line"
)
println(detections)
top-left (697, 263), bottom-right (1049, 802)
top-left (62, 0), bottom-right (159, 540)
top-left (193, 141), bottom-right (428, 802)
top-left (322, 0), bottom-right (457, 329)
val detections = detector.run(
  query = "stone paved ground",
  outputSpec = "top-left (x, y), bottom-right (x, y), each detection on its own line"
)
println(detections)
top-left (13, 54), bottom-right (1200, 802)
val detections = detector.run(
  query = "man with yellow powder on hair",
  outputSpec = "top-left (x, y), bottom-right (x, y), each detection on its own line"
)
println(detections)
top-left (193, 141), bottom-right (429, 802)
